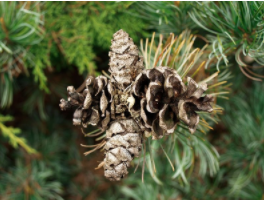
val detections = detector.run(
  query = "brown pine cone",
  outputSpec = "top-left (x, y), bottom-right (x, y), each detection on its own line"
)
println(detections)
top-left (59, 75), bottom-right (113, 130)
top-left (104, 119), bottom-right (142, 181)
top-left (109, 29), bottom-right (144, 90)
top-left (133, 66), bottom-right (213, 138)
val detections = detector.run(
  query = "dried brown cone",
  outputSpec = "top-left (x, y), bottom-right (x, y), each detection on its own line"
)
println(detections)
top-left (109, 29), bottom-right (144, 90)
top-left (59, 75), bottom-right (112, 130)
top-left (132, 66), bottom-right (213, 139)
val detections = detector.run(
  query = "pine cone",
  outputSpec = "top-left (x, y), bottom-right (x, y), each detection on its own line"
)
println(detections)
top-left (104, 119), bottom-right (142, 181)
top-left (109, 29), bottom-right (144, 90)
top-left (59, 75), bottom-right (113, 130)
top-left (133, 67), bottom-right (213, 138)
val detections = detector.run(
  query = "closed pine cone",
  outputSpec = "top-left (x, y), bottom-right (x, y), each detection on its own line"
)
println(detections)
top-left (104, 119), bottom-right (142, 181)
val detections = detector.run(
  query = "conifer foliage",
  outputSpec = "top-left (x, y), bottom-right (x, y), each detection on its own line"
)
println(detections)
top-left (0, 1), bottom-right (264, 199)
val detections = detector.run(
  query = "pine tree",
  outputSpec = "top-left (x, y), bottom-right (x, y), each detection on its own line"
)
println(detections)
top-left (136, 2), bottom-right (264, 78)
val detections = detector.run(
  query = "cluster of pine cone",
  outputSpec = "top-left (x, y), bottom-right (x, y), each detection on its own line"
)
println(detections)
top-left (59, 29), bottom-right (213, 181)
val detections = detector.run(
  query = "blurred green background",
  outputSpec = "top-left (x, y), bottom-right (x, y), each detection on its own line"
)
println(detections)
top-left (0, 2), bottom-right (264, 200)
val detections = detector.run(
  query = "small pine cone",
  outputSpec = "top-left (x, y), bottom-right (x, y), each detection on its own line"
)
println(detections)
top-left (109, 29), bottom-right (144, 90)
top-left (103, 119), bottom-right (142, 181)
top-left (59, 75), bottom-right (113, 130)
top-left (133, 66), bottom-right (213, 138)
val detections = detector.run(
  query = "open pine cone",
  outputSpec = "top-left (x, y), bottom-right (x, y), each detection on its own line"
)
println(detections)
top-left (132, 67), bottom-right (213, 139)
top-left (59, 75), bottom-right (112, 131)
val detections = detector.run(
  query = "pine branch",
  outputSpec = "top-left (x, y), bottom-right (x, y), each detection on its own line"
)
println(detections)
top-left (132, 2), bottom-right (196, 35)
top-left (190, 2), bottom-right (264, 79)
top-left (0, 161), bottom-right (63, 199)
top-left (220, 81), bottom-right (264, 195)
top-left (0, 2), bottom-right (44, 108)
top-left (0, 115), bottom-right (37, 154)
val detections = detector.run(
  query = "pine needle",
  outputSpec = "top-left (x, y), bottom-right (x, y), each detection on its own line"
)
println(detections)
top-left (80, 143), bottom-right (99, 148)
top-left (199, 72), bottom-right (219, 84)
top-left (95, 161), bottom-right (105, 170)
top-left (208, 81), bottom-right (227, 89)
top-left (145, 38), bottom-right (149, 68)
top-left (199, 121), bottom-right (214, 130)
top-left (95, 133), bottom-right (106, 141)
top-left (102, 70), bottom-right (111, 79)
top-left (134, 157), bottom-right (141, 174)
top-left (148, 32), bottom-right (155, 68)
top-left (0, 115), bottom-right (37, 154)
top-left (159, 143), bottom-right (175, 171)
top-left (239, 65), bottom-right (262, 82)
top-left (153, 34), bottom-right (163, 68)
top-left (142, 139), bottom-right (146, 183)
top-left (209, 91), bottom-right (230, 96)
top-left (191, 61), bottom-right (206, 78)
top-left (83, 141), bottom-right (106, 156)
top-left (148, 139), bottom-right (156, 173)
top-left (81, 128), bottom-right (103, 137)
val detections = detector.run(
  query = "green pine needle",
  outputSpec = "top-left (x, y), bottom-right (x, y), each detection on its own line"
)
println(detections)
top-left (0, 115), bottom-right (37, 154)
